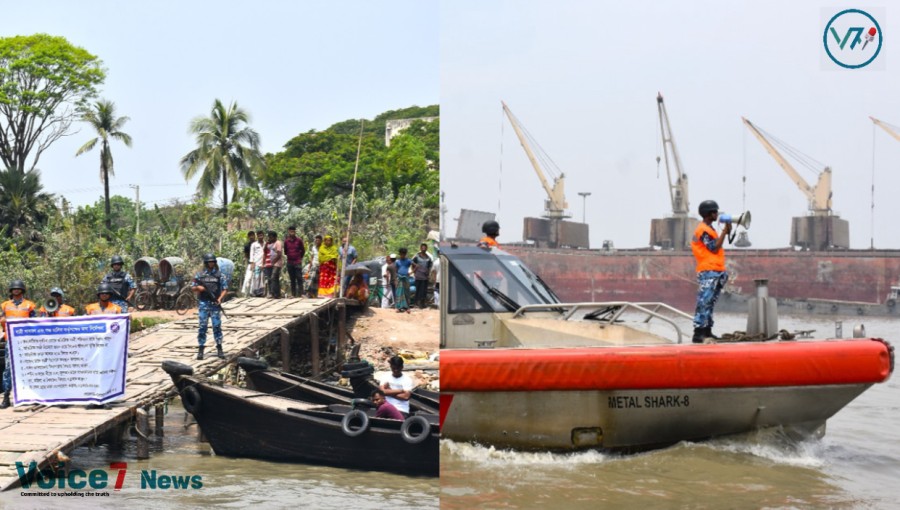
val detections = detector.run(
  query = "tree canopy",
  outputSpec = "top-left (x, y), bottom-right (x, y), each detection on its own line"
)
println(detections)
top-left (261, 106), bottom-right (439, 209)
top-left (180, 99), bottom-right (265, 215)
top-left (0, 34), bottom-right (105, 172)
top-left (76, 99), bottom-right (132, 232)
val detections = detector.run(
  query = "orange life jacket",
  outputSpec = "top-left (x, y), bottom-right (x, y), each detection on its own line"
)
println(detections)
top-left (691, 222), bottom-right (725, 272)
top-left (1, 299), bottom-right (36, 339)
top-left (478, 236), bottom-right (499, 248)
top-left (84, 302), bottom-right (122, 315)
top-left (1, 299), bottom-right (36, 318)
top-left (38, 304), bottom-right (77, 317)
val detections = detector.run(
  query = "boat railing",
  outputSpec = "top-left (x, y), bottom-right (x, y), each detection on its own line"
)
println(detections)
top-left (512, 302), bottom-right (694, 344)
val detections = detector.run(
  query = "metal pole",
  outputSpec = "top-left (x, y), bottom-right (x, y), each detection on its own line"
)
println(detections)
top-left (130, 184), bottom-right (140, 234)
top-left (578, 192), bottom-right (591, 223)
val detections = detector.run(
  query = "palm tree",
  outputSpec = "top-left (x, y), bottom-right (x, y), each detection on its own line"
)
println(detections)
top-left (75, 100), bottom-right (133, 232)
top-left (0, 167), bottom-right (55, 238)
top-left (180, 99), bottom-right (264, 216)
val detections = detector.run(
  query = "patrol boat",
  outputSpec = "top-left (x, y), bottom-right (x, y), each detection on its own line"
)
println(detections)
top-left (439, 246), bottom-right (894, 451)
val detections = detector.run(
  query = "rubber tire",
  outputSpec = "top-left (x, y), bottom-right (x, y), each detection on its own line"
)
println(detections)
top-left (135, 290), bottom-right (152, 311)
top-left (181, 386), bottom-right (202, 416)
top-left (888, 299), bottom-right (896, 309)
top-left (342, 361), bottom-right (370, 371)
top-left (236, 357), bottom-right (269, 372)
top-left (161, 360), bottom-right (194, 377)
top-left (351, 398), bottom-right (376, 409)
top-left (400, 415), bottom-right (430, 444)
top-left (341, 409), bottom-right (369, 437)
top-left (175, 293), bottom-right (194, 315)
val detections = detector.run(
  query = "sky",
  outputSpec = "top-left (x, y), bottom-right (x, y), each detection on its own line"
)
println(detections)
top-left (2, 0), bottom-right (438, 209)
top-left (440, 0), bottom-right (900, 249)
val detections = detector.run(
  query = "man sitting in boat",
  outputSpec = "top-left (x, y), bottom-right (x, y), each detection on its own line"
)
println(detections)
top-left (380, 355), bottom-right (413, 417)
top-left (691, 200), bottom-right (731, 343)
top-left (371, 389), bottom-right (403, 420)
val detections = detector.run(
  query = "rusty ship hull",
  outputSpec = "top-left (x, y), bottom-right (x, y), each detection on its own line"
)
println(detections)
top-left (505, 246), bottom-right (900, 315)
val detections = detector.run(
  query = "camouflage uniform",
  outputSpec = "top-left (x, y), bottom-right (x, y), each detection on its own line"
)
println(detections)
top-left (692, 231), bottom-right (728, 330)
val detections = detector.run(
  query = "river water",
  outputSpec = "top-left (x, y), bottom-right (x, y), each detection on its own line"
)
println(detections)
top-left (440, 313), bottom-right (900, 509)
top-left (0, 401), bottom-right (439, 509)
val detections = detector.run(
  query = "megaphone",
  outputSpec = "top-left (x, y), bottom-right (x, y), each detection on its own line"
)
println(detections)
top-left (44, 297), bottom-right (59, 314)
top-left (718, 211), bottom-right (751, 229)
top-left (719, 211), bottom-right (751, 245)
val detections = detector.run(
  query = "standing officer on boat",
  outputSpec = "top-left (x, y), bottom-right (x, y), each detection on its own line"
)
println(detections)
top-left (0, 280), bottom-right (36, 408)
top-left (192, 253), bottom-right (228, 360)
top-left (691, 200), bottom-right (731, 343)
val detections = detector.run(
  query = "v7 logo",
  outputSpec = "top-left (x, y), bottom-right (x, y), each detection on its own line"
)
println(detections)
top-left (830, 27), bottom-right (865, 50)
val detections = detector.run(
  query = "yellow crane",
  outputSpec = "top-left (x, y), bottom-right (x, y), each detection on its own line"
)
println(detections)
top-left (742, 117), bottom-right (833, 216)
top-left (871, 116), bottom-right (900, 142)
top-left (501, 101), bottom-right (569, 220)
top-left (657, 93), bottom-right (690, 217)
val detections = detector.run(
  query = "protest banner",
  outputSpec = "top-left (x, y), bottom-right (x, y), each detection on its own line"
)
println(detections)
top-left (6, 315), bottom-right (130, 405)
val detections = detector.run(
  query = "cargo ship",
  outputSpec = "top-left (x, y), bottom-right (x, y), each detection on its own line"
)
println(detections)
top-left (459, 100), bottom-right (900, 317)
top-left (504, 245), bottom-right (900, 316)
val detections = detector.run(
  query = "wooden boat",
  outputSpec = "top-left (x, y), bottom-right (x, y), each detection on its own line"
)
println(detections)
top-left (161, 361), bottom-right (439, 476)
top-left (438, 246), bottom-right (895, 451)
top-left (236, 357), bottom-right (439, 415)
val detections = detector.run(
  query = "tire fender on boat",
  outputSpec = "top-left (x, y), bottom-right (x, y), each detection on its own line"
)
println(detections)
top-left (400, 415), bottom-right (430, 444)
top-left (182, 386), bottom-right (202, 416)
top-left (341, 409), bottom-right (370, 437)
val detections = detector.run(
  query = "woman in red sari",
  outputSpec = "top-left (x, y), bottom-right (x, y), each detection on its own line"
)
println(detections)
top-left (317, 235), bottom-right (339, 298)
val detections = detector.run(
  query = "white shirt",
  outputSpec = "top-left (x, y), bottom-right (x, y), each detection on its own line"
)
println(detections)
top-left (249, 241), bottom-right (263, 266)
top-left (383, 373), bottom-right (413, 414)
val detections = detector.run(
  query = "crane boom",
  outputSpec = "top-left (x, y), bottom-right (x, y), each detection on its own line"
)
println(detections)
top-left (742, 117), bottom-right (832, 216)
top-left (501, 101), bottom-right (568, 219)
top-left (657, 93), bottom-right (689, 217)
top-left (871, 116), bottom-right (900, 143)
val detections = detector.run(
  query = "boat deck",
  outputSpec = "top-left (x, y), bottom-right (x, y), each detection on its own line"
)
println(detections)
top-left (0, 296), bottom-right (350, 490)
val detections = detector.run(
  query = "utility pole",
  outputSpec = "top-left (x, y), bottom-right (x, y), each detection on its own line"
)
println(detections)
top-left (578, 192), bottom-right (592, 224)
top-left (129, 184), bottom-right (140, 234)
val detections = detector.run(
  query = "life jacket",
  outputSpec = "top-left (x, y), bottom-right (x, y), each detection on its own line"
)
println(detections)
top-left (478, 236), bottom-right (499, 249)
top-left (196, 270), bottom-right (222, 301)
top-left (104, 270), bottom-right (130, 299)
top-left (691, 222), bottom-right (726, 272)
top-left (38, 304), bottom-right (76, 317)
top-left (1, 299), bottom-right (36, 318)
top-left (85, 302), bottom-right (122, 315)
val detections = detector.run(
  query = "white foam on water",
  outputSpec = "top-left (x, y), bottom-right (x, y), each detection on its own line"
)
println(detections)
top-left (441, 439), bottom-right (608, 469)
top-left (694, 430), bottom-right (827, 468)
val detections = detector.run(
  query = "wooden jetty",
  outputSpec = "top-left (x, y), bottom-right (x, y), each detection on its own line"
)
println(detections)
top-left (0, 296), bottom-right (350, 490)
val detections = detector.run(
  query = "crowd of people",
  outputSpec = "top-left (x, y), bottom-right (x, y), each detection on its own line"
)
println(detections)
top-left (239, 228), bottom-right (438, 313)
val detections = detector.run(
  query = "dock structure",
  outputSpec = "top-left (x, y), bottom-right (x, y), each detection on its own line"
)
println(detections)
top-left (0, 297), bottom-right (349, 490)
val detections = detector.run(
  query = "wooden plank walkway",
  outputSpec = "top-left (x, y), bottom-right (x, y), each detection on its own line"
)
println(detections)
top-left (0, 296), bottom-right (345, 490)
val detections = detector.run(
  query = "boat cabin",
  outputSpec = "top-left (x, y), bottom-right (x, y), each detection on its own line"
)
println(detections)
top-left (439, 246), bottom-right (690, 349)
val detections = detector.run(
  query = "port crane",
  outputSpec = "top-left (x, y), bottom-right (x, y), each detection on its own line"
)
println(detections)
top-left (742, 117), bottom-right (833, 216)
top-left (656, 93), bottom-right (690, 217)
top-left (501, 101), bottom-right (569, 220)
top-left (742, 117), bottom-right (848, 249)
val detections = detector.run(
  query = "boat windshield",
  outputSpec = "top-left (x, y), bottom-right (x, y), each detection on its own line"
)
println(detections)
top-left (448, 252), bottom-right (559, 313)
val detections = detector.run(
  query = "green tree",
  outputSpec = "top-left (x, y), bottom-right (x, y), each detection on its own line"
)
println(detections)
top-left (75, 100), bottom-right (132, 232)
top-left (180, 99), bottom-right (265, 216)
top-left (0, 168), bottom-right (55, 239)
top-left (0, 34), bottom-right (105, 173)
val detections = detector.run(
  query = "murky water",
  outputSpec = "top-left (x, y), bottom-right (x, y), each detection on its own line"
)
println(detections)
top-left (0, 401), bottom-right (439, 509)
top-left (440, 313), bottom-right (900, 509)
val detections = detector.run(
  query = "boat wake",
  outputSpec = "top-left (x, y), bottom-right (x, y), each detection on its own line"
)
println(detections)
top-left (440, 439), bottom-right (609, 468)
